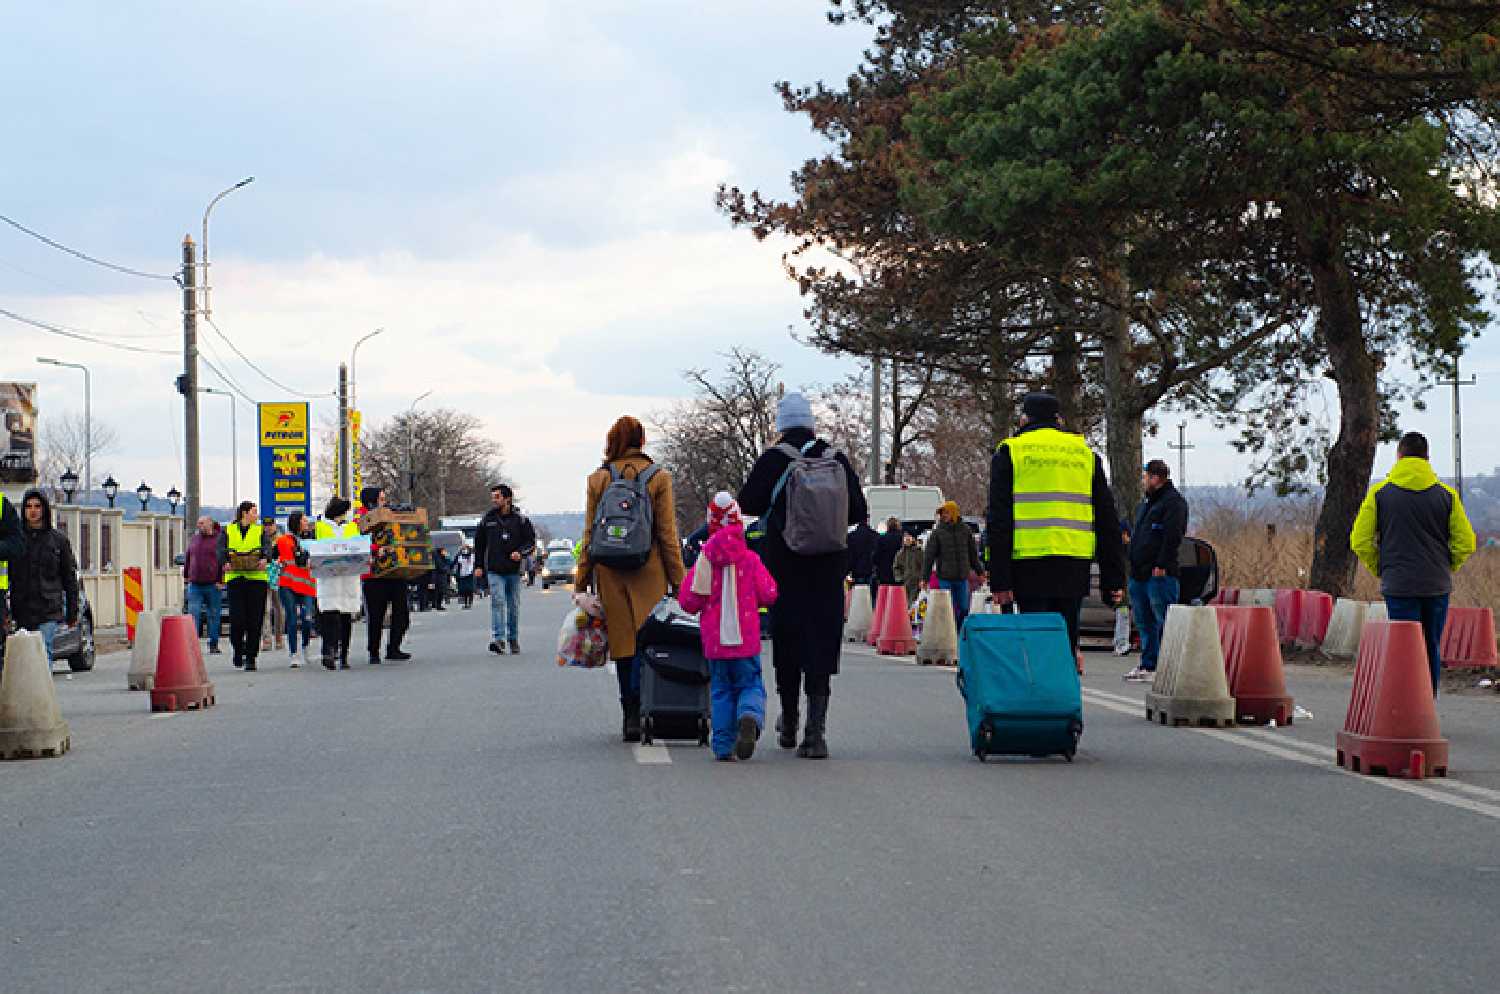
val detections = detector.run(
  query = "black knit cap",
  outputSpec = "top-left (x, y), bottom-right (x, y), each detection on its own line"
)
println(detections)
top-left (1021, 391), bottom-right (1061, 422)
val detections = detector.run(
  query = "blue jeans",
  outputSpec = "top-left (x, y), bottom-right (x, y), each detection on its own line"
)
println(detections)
top-left (939, 578), bottom-right (970, 632)
top-left (278, 587), bottom-right (316, 653)
top-left (1129, 575), bottom-right (1179, 672)
top-left (710, 655), bottom-right (767, 758)
top-left (37, 620), bottom-right (60, 665)
top-left (1384, 594), bottom-right (1449, 697)
top-left (187, 581), bottom-right (223, 648)
top-left (488, 571), bottom-right (522, 642)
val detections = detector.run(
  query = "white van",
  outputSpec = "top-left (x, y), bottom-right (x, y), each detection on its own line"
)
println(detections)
top-left (864, 484), bottom-right (944, 532)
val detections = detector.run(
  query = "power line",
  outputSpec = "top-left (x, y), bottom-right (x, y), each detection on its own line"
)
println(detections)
top-left (204, 314), bottom-right (334, 398)
top-left (0, 213), bottom-right (179, 283)
top-left (0, 305), bottom-right (177, 356)
top-left (0, 256), bottom-right (177, 339)
top-left (198, 334), bottom-right (260, 403)
top-left (199, 352), bottom-right (261, 406)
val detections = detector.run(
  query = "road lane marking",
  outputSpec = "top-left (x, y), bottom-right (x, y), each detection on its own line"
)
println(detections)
top-left (148, 712), bottom-right (178, 721)
top-left (1081, 689), bottom-right (1500, 822)
top-left (633, 744), bottom-right (672, 765)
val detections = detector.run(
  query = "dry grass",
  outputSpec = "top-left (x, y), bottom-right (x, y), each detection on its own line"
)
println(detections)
top-left (1195, 500), bottom-right (1499, 612)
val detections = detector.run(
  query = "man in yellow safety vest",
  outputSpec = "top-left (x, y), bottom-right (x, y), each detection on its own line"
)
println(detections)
top-left (986, 392), bottom-right (1127, 674)
top-left (0, 491), bottom-right (24, 673)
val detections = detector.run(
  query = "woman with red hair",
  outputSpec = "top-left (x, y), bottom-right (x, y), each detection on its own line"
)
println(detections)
top-left (575, 416), bottom-right (686, 741)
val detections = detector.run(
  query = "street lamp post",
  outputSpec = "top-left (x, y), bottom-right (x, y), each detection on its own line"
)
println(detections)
top-left (102, 475), bottom-right (119, 508)
top-left (406, 389), bottom-right (432, 506)
top-left (135, 481), bottom-right (153, 512)
top-left (199, 387), bottom-right (238, 500)
top-left (60, 469), bottom-right (78, 504)
top-left (167, 486), bottom-right (182, 515)
top-left (200, 177), bottom-right (255, 321)
top-left (36, 357), bottom-right (91, 494)
top-left (345, 329), bottom-right (384, 501)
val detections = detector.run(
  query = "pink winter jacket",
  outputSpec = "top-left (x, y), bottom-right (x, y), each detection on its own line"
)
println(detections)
top-left (678, 524), bottom-right (778, 660)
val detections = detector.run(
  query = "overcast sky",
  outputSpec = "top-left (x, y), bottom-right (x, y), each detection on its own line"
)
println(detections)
top-left (3, 2), bottom-right (1496, 513)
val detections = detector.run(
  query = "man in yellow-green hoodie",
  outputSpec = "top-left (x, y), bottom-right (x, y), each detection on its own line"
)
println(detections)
top-left (1350, 432), bottom-right (1477, 696)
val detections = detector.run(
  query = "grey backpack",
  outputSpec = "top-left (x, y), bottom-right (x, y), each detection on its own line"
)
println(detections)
top-left (589, 464), bottom-right (660, 570)
top-left (770, 440), bottom-right (850, 555)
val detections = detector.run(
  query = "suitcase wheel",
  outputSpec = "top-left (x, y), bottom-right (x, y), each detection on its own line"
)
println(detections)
top-left (641, 716), bottom-right (654, 746)
top-left (975, 751), bottom-right (987, 763)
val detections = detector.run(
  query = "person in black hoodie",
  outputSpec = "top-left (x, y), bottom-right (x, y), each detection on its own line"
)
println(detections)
top-left (1124, 460), bottom-right (1189, 681)
top-left (738, 392), bottom-right (867, 760)
top-left (873, 517), bottom-right (903, 598)
top-left (847, 515), bottom-right (877, 594)
top-left (0, 489), bottom-right (23, 672)
top-left (9, 489), bottom-right (79, 669)
top-left (474, 483), bottom-right (536, 655)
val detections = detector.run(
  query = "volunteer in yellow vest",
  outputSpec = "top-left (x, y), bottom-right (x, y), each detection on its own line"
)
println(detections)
top-left (0, 490), bottom-right (26, 675)
top-left (219, 500), bottom-right (273, 671)
top-left (985, 392), bottom-right (1127, 674)
top-left (314, 497), bottom-right (363, 670)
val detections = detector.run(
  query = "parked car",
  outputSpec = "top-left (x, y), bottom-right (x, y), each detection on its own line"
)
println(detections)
top-left (1078, 536), bottom-right (1219, 643)
top-left (46, 586), bottom-right (97, 672)
top-left (540, 551), bottom-right (577, 590)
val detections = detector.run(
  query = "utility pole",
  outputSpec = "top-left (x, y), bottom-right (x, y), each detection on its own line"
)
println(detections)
top-left (181, 235), bottom-right (201, 527)
top-left (337, 363), bottom-right (350, 503)
top-left (1439, 352), bottom-right (1477, 500)
top-left (869, 357), bottom-right (882, 487)
top-left (1168, 420), bottom-right (1194, 489)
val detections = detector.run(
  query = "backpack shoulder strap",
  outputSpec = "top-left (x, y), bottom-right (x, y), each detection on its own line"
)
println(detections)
top-left (776, 442), bottom-right (803, 462)
top-left (800, 439), bottom-right (820, 456)
top-left (636, 464), bottom-right (661, 488)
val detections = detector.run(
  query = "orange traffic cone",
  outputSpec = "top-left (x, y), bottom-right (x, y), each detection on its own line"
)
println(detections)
top-left (1336, 620), bottom-right (1448, 779)
top-left (150, 615), bottom-right (216, 713)
top-left (876, 586), bottom-right (917, 655)
top-left (868, 586), bottom-right (893, 648)
top-left (1216, 606), bottom-right (1294, 725)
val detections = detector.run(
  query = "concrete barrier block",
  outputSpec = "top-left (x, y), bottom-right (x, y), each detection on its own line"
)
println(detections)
top-left (844, 585), bottom-right (874, 643)
top-left (917, 589), bottom-right (958, 666)
top-left (127, 609), bottom-right (163, 691)
top-left (1321, 598), bottom-right (1368, 658)
top-left (1145, 605), bottom-right (1236, 728)
top-left (0, 632), bottom-right (71, 760)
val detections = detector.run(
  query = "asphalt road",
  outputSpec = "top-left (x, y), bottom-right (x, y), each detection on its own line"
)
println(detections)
top-left (4, 585), bottom-right (1498, 993)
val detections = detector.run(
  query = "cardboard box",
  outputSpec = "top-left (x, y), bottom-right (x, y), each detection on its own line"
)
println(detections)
top-left (363, 507), bottom-right (433, 580)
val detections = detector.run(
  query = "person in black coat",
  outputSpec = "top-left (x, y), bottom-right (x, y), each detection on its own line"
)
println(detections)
top-left (737, 392), bottom-right (867, 760)
top-left (847, 516), bottom-right (877, 588)
top-left (10, 490), bottom-right (79, 667)
top-left (873, 517), bottom-right (903, 595)
top-left (0, 489), bottom-right (32, 673)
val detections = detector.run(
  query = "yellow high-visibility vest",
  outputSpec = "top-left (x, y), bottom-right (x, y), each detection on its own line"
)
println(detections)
top-left (0, 492), bottom-right (7, 591)
top-left (1001, 428), bottom-right (1097, 560)
top-left (225, 522), bottom-right (268, 581)
top-left (315, 519), bottom-right (359, 540)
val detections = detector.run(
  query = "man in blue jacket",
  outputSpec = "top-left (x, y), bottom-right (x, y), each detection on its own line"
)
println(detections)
top-left (1351, 432), bottom-right (1476, 696)
top-left (1124, 460), bottom-right (1188, 682)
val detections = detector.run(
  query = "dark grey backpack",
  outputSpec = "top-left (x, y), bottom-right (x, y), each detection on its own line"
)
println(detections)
top-left (770, 440), bottom-right (850, 555)
top-left (588, 463), bottom-right (660, 570)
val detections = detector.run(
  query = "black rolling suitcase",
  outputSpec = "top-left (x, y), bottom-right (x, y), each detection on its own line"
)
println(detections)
top-left (638, 598), bottom-right (710, 746)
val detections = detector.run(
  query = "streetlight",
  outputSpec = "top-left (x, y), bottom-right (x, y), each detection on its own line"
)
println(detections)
top-left (167, 486), bottom-right (182, 515)
top-left (102, 475), bottom-right (119, 508)
top-left (199, 387), bottom-right (238, 500)
top-left (350, 328), bottom-right (384, 416)
top-left (36, 357), bottom-right (91, 493)
top-left (60, 469), bottom-right (78, 503)
top-left (406, 389), bottom-right (432, 506)
top-left (136, 481), bottom-right (153, 512)
top-left (200, 177), bottom-right (255, 320)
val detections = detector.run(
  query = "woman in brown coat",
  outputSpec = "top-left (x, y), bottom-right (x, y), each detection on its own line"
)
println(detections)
top-left (574, 416), bottom-right (686, 742)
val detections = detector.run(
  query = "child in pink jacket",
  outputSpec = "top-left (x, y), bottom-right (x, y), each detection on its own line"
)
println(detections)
top-left (678, 492), bottom-right (778, 761)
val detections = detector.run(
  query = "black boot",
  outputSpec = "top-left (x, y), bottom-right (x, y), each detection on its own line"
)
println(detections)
top-left (776, 696), bottom-right (799, 750)
top-left (797, 695), bottom-right (830, 759)
top-left (621, 698), bottom-right (642, 743)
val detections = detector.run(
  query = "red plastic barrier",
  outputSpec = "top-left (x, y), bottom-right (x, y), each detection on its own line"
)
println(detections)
top-left (1214, 587), bottom-right (1240, 606)
top-left (868, 586), bottom-right (894, 648)
top-left (1272, 589), bottom-right (1303, 646)
top-left (1336, 620), bottom-right (1448, 779)
top-left (149, 615), bottom-right (216, 713)
top-left (1440, 607), bottom-right (1498, 669)
top-left (1295, 591), bottom-right (1334, 648)
top-left (1215, 606), bottom-right (1294, 725)
top-left (876, 587), bottom-right (917, 655)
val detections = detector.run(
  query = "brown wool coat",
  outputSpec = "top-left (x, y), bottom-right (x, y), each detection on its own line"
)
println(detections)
top-left (573, 450), bottom-right (686, 660)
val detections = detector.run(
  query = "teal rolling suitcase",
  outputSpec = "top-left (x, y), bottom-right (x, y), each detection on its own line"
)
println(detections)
top-left (957, 611), bottom-right (1083, 761)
